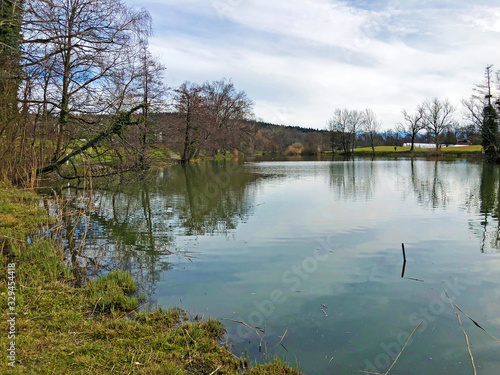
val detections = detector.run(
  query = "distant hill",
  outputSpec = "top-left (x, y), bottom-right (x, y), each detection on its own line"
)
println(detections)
top-left (246, 120), bottom-right (328, 134)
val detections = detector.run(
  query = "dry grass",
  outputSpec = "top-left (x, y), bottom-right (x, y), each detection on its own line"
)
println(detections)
top-left (285, 142), bottom-right (305, 156)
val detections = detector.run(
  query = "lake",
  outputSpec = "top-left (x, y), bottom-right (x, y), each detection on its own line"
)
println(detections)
top-left (53, 158), bottom-right (500, 374)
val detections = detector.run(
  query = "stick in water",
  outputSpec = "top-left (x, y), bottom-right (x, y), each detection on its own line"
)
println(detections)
top-left (384, 321), bottom-right (422, 375)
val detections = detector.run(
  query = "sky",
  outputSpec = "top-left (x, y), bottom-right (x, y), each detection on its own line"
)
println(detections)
top-left (125, 0), bottom-right (500, 130)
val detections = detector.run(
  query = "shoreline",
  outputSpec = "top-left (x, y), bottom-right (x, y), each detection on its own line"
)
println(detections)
top-left (0, 183), bottom-right (301, 374)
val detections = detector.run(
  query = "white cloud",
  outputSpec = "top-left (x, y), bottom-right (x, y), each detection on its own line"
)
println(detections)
top-left (222, 0), bottom-right (366, 48)
top-left (462, 6), bottom-right (500, 33)
top-left (127, 0), bottom-right (500, 129)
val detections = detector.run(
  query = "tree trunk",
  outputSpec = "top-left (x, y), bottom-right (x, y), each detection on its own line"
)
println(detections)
top-left (37, 104), bottom-right (145, 176)
top-left (181, 106), bottom-right (192, 164)
top-left (55, 37), bottom-right (72, 160)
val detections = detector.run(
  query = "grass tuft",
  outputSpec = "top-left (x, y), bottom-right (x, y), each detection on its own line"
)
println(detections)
top-left (84, 270), bottom-right (139, 313)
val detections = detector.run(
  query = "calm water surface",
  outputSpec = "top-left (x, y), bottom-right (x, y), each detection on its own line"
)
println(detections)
top-left (57, 159), bottom-right (500, 374)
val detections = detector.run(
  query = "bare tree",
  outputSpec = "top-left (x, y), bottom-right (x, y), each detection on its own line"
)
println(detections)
top-left (174, 82), bottom-right (204, 164)
top-left (422, 98), bottom-right (455, 149)
top-left (327, 109), bottom-right (351, 154)
top-left (131, 45), bottom-right (168, 167)
top-left (399, 105), bottom-right (425, 151)
top-left (327, 108), bottom-right (363, 155)
top-left (363, 108), bottom-right (381, 153)
top-left (304, 131), bottom-right (324, 154)
top-left (349, 110), bottom-right (364, 153)
top-left (462, 97), bottom-right (484, 134)
top-left (201, 79), bottom-right (254, 156)
top-left (22, 0), bottom-right (152, 161)
top-left (173, 79), bottom-right (253, 163)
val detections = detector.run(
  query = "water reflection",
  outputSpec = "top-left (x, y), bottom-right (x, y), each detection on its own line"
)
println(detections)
top-left (475, 164), bottom-right (500, 253)
top-left (329, 161), bottom-right (376, 201)
top-left (410, 160), bottom-right (450, 209)
top-left (179, 163), bottom-right (257, 235)
top-left (45, 161), bottom-right (261, 291)
top-left (47, 159), bottom-right (500, 278)
top-left (41, 159), bottom-right (500, 374)
top-left (407, 160), bottom-right (479, 211)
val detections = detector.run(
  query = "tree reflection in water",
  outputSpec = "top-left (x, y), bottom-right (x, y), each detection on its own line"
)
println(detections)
top-left (44, 161), bottom-right (261, 300)
top-left (42, 158), bottom-right (500, 301)
top-left (327, 158), bottom-right (500, 253)
top-left (475, 163), bottom-right (500, 253)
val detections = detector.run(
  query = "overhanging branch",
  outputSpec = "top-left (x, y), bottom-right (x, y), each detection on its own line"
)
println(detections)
top-left (36, 103), bottom-right (146, 176)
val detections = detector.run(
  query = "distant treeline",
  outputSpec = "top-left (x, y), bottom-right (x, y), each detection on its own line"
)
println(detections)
top-left (150, 113), bottom-right (464, 157)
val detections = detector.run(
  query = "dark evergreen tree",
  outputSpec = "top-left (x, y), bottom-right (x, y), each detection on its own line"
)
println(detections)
top-left (482, 104), bottom-right (499, 162)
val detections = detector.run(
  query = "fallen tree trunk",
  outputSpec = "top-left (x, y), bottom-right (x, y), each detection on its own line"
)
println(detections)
top-left (36, 104), bottom-right (146, 177)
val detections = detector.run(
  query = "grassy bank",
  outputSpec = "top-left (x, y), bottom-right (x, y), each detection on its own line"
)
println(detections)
top-left (351, 145), bottom-right (483, 157)
top-left (0, 183), bottom-right (301, 374)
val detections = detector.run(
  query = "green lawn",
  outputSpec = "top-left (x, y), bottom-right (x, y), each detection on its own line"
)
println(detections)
top-left (441, 145), bottom-right (483, 153)
top-left (354, 146), bottom-right (412, 153)
top-left (352, 145), bottom-right (483, 155)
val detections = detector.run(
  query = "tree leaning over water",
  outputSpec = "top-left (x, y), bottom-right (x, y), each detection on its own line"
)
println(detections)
top-left (0, 0), bottom-right (166, 183)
